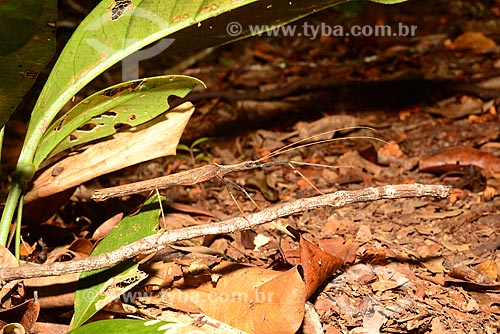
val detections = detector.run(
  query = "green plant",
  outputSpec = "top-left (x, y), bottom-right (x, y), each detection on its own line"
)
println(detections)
top-left (177, 137), bottom-right (212, 165)
top-left (0, 0), bottom-right (407, 246)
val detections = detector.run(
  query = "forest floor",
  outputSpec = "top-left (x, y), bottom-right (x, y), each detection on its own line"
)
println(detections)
top-left (2, 0), bottom-right (500, 333)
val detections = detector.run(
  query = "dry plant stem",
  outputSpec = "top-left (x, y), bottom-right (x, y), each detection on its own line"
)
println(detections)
top-left (1, 183), bottom-right (450, 282)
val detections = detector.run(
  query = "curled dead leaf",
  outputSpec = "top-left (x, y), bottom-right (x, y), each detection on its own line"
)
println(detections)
top-left (419, 147), bottom-right (500, 177)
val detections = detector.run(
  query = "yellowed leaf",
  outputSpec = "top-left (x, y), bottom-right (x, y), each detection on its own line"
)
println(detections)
top-left (25, 102), bottom-right (194, 202)
top-left (475, 260), bottom-right (498, 281)
top-left (448, 32), bottom-right (497, 51)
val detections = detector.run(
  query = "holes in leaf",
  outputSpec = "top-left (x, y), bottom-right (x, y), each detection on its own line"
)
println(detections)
top-left (114, 123), bottom-right (132, 131)
top-left (69, 134), bottom-right (78, 142)
top-left (103, 111), bottom-right (118, 117)
top-left (91, 111), bottom-right (117, 120)
top-left (128, 114), bottom-right (136, 121)
top-left (101, 81), bottom-right (142, 97)
top-left (102, 88), bottom-right (116, 97)
top-left (77, 123), bottom-right (97, 132)
top-left (111, 0), bottom-right (132, 21)
top-left (54, 121), bottom-right (64, 132)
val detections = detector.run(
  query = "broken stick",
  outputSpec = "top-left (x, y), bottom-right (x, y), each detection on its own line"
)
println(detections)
top-left (2, 183), bottom-right (451, 281)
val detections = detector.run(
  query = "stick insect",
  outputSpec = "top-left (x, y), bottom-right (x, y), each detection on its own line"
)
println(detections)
top-left (91, 126), bottom-right (388, 202)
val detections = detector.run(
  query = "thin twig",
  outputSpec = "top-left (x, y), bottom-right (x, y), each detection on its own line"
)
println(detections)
top-left (1, 183), bottom-right (451, 281)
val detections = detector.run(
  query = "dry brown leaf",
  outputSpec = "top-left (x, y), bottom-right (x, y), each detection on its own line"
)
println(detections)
top-left (25, 102), bottom-right (194, 202)
top-left (338, 150), bottom-right (382, 177)
top-left (482, 185), bottom-right (496, 202)
top-left (441, 240), bottom-right (470, 252)
top-left (417, 209), bottom-right (464, 220)
top-left (161, 262), bottom-right (306, 334)
top-left (68, 238), bottom-right (94, 256)
top-left (302, 302), bottom-right (323, 334)
top-left (422, 257), bottom-right (445, 274)
top-left (0, 246), bottom-right (20, 304)
top-left (378, 141), bottom-right (406, 158)
top-left (0, 245), bottom-right (18, 268)
top-left (0, 299), bottom-right (40, 332)
top-left (24, 273), bottom-right (79, 308)
top-left (91, 213), bottom-right (124, 241)
top-left (295, 115), bottom-right (370, 141)
top-left (153, 309), bottom-right (249, 334)
top-left (319, 238), bottom-right (359, 264)
top-left (419, 146), bottom-right (500, 177)
top-left (474, 260), bottom-right (498, 281)
top-left (447, 32), bottom-right (497, 51)
top-left (447, 265), bottom-right (500, 290)
top-left (426, 97), bottom-right (484, 119)
top-left (19, 241), bottom-right (37, 257)
top-left (298, 235), bottom-right (345, 299)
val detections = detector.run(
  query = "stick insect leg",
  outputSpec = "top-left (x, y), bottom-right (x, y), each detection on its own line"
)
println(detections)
top-left (218, 176), bottom-right (263, 214)
top-left (288, 161), bottom-right (324, 195)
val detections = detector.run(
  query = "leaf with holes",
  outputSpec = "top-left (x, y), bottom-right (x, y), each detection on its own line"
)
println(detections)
top-left (21, 0), bottom-right (408, 168)
top-left (34, 75), bottom-right (203, 167)
top-left (71, 196), bottom-right (162, 330)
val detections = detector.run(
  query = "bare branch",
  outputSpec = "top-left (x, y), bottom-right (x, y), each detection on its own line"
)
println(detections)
top-left (1, 183), bottom-right (451, 282)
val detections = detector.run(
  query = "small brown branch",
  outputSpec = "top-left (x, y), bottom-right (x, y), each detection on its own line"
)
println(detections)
top-left (1, 184), bottom-right (450, 282)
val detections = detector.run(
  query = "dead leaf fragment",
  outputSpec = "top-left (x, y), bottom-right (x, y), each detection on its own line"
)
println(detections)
top-left (300, 237), bottom-right (344, 298)
top-left (475, 260), bottom-right (498, 281)
top-left (318, 237), bottom-right (359, 264)
top-left (447, 265), bottom-right (500, 290)
top-left (378, 141), bottom-right (406, 158)
top-left (426, 97), bottom-right (484, 119)
top-left (0, 299), bottom-right (40, 332)
top-left (24, 273), bottom-right (79, 308)
top-left (447, 32), bottom-right (497, 52)
top-left (419, 146), bottom-right (500, 177)
top-left (294, 115), bottom-right (367, 141)
top-left (91, 213), bottom-right (124, 240)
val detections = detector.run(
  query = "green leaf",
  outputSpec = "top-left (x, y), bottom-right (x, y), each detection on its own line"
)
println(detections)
top-left (0, 0), bottom-right (56, 129)
top-left (176, 144), bottom-right (190, 152)
top-left (69, 319), bottom-right (176, 334)
top-left (191, 137), bottom-right (211, 149)
top-left (34, 75), bottom-right (203, 167)
top-left (71, 196), bottom-right (163, 329)
top-left (146, 0), bottom-right (407, 56)
top-left (19, 0), bottom-right (407, 168)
